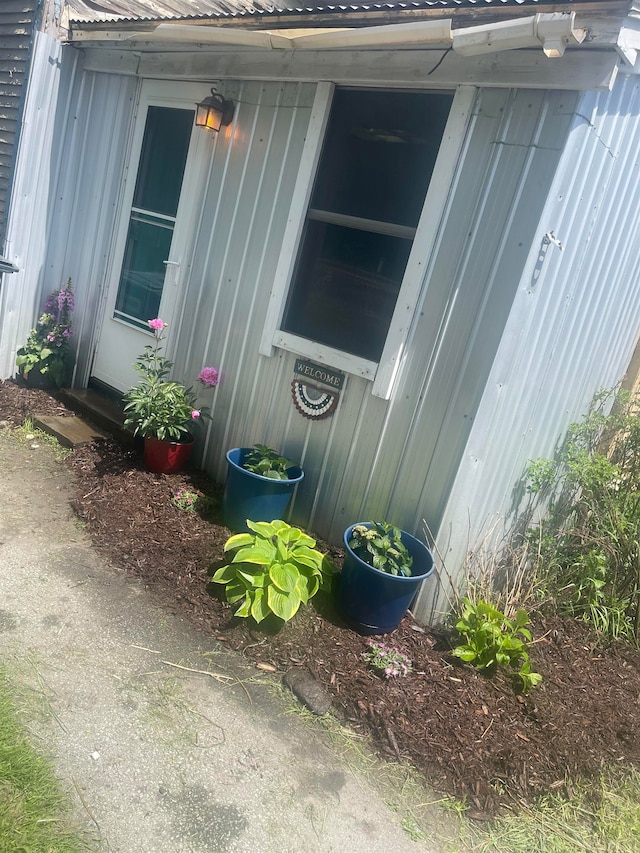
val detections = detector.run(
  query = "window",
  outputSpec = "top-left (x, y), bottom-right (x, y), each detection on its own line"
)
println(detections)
top-left (281, 89), bottom-right (454, 363)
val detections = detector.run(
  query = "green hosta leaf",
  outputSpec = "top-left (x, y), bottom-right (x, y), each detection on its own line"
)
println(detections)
top-left (302, 573), bottom-right (319, 600)
top-left (231, 541), bottom-right (275, 565)
top-left (267, 586), bottom-right (301, 622)
top-left (293, 548), bottom-right (325, 571)
top-left (295, 575), bottom-right (310, 605)
top-left (246, 519), bottom-right (280, 538)
top-left (237, 568), bottom-right (267, 587)
top-left (225, 582), bottom-right (248, 605)
top-left (269, 562), bottom-right (300, 593)
top-left (235, 594), bottom-right (253, 618)
top-left (251, 589), bottom-right (270, 623)
top-left (211, 564), bottom-right (237, 584)
top-left (224, 533), bottom-right (255, 552)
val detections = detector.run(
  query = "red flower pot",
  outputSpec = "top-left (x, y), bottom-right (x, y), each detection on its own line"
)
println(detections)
top-left (143, 435), bottom-right (194, 474)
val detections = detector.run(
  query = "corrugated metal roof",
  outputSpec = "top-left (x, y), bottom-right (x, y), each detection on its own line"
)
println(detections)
top-left (66, 0), bottom-right (618, 24)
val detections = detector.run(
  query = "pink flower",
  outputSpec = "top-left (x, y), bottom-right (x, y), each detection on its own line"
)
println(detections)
top-left (148, 318), bottom-right (166, 331)
top-left (191, 410), bottom-right (201, 420)
top-left (198, 366), bottom-right (219, 387)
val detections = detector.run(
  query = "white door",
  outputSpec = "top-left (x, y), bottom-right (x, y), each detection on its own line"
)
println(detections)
top-left (91, 81), bottom-right (212, 392)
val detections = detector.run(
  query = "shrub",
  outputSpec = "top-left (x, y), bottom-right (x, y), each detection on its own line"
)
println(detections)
top-left (452, 598), bottom-right (541, 693)
top-left (525, 388), bottom-right (640, 641)
top-left (212, 520), bottom-right (335, 624)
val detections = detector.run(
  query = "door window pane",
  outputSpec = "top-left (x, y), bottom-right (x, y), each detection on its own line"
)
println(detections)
top-left (133, 107), bottom-right (194, 217)
top-left (114, 215), bottom-right (173, 326)
top-left (114, 107), bottom-right (193, 330)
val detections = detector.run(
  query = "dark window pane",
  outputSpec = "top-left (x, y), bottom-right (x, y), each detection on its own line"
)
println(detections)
top-left (283, 221), bottom-right (412, 362)
top-left (133, 106), bottom-right (194, 217)
top-left (311, 90), bottom-right (453, 228)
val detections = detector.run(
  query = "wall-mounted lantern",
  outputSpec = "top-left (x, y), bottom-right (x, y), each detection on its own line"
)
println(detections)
top-left (195, 89), bottom-right (235, 132)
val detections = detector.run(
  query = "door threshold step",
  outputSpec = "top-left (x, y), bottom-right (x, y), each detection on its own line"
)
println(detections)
top-left (58, 388), bottom-right (134, 446)
top-left (32, 414), bottom-right (108, 448)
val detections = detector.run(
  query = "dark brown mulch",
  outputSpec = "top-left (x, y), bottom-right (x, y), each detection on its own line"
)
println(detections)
top-left (2, 378), bottom-right (640, 817)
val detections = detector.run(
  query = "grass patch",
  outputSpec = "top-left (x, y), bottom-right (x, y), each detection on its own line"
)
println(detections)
top-left (0, 665), bottom-right (87, 852)
top-left (12, 417), bottom-right (72, 461)
top-left (473, 767), bottom-right (640, 852)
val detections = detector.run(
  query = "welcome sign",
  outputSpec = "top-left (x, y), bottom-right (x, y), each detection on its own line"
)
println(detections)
top-left (291, 359), bottom-right (345, 419)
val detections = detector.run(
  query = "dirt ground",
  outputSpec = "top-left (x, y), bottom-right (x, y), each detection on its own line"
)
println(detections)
top-left (3, 379), bottom-right (640, 819)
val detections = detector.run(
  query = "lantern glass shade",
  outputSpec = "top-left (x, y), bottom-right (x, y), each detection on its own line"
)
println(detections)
top-left (195, 91), bottom-right (234, 132)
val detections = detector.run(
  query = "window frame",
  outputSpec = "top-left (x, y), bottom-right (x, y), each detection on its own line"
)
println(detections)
top-left (259, 82), bottom-right (476, 399)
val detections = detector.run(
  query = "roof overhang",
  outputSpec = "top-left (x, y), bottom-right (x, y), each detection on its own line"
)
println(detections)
top-left (67, 5), bottom-right (639, 92)
top-left (116, 12), bottom-right (586, 57)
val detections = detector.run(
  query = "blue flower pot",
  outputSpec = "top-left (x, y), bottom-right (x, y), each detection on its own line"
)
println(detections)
top-left (223, 447), bottom-right (304, 532)
top-left (338, 523), bottom-right (435, 635)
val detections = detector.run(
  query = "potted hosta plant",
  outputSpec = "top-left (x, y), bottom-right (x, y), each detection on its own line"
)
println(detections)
top-left (222, 444), bottom-right (304, 532)
top-left (337, 521), bottom-right (434, 635)
top-left (16, 278), bottom-right (75, 388)
top-left (122, 319), bottom-right (219, 474)
top-left (213, 519), bottom-right (335, 626)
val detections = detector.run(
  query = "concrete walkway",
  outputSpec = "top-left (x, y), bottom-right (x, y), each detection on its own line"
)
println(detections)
top-left (0, 430), bottom-right (456, 853)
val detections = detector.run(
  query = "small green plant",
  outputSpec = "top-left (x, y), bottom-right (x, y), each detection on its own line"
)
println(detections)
top-left (524, 387), bottom-right (640, 641)
top-left (452, 598), bottom-right (542, 692)
top-left (362, 641), bottom-right (412, 678)
top-left (243, 444), bottom-right (295, 480)
top-left (348, 522), bottom-right (413, 577)
top-left (123, 319), bottom-right (219, 442)
top-left (172, 488), bottom-right (200, 512)
top-left (16, 278), bottom-right (75, 387)
top-left (212, 519), bottom-right (336, 624)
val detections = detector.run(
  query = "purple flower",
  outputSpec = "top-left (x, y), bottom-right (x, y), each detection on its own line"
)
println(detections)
top-left (198, 366), bottom-right (219, 387)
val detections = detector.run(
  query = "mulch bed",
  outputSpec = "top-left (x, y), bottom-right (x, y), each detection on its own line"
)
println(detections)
top-left (2, 378), bottom-right (640, 817)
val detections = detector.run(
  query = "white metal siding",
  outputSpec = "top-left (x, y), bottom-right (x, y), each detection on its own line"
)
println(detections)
top-left (415, 73), bottom-right (640, 623)
top-left (170, 85), bottom-right (577, 549)
top-left (0, 34), bottom-right (138, 383)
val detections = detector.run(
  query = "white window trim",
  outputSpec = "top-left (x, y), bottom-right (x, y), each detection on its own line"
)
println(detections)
top-left (259, 82), bottom-right (477, 399)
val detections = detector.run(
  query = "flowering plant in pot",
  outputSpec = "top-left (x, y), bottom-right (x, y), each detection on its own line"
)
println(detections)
top-left (16, 278), bottom-right (75, 388)
top-left (122, 319), bottom-right (219, 474)
top-left (223, 444), bottom-right (303, 532)
top-left (338, 521), bottom-right (434, 635)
